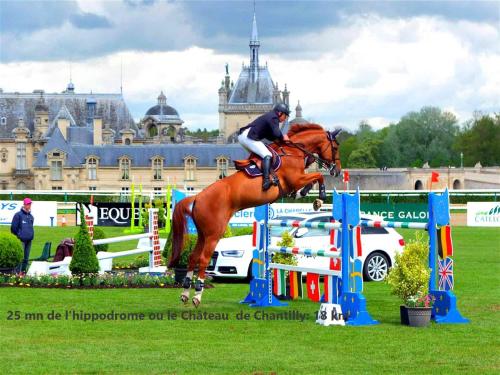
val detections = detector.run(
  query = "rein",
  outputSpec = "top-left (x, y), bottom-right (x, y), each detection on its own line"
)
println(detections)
top-left (284, 139), bottom-right (338, 171)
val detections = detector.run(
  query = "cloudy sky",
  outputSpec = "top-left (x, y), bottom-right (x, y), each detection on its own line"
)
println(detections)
top-left (1, 0), bottom-right (499, 131)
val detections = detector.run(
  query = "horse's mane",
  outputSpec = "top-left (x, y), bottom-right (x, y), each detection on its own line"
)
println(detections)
top-left (287, 123), bottom-right (323, 136)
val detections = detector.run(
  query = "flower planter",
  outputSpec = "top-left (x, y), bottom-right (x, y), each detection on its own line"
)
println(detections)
top-left (407, 307), bottom-right (432, 327)
top-left (0, 266), bottom-right (18, 275)
top-left (400, 305), bottom-right (409, 325)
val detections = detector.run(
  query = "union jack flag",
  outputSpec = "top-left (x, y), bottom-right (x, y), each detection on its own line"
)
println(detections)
top-left (438, 258), bottom-right (454, 291)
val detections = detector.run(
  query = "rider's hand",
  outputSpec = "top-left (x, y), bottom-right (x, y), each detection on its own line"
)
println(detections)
top-left (282, 134), bottom-right (290, 142)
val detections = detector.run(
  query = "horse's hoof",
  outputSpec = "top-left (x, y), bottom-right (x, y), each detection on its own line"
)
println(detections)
top-left (313, 199), bottom-right (323, 211)
top-left (192, 297), bottom-right (201, 308)
top-left (180, 295), bottom-right (189, 304)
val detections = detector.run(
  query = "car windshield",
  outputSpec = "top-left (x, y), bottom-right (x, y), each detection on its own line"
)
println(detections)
top-left (269, 216), bottom-right (304, 237)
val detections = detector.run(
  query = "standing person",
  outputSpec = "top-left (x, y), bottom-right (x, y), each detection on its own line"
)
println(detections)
top-left (238, 103), bottom-right (290, 190)
top-left (10, 198), bottom-right (35, 273)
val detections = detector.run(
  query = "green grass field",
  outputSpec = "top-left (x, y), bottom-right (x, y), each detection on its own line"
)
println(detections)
top-left (0, 225), bottom-right (499, 374)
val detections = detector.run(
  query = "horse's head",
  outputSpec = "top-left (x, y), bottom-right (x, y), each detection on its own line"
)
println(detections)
top-left (287, 124), bottom-right (342, 177)
top-left (323, 129), bottom-right (342, 177)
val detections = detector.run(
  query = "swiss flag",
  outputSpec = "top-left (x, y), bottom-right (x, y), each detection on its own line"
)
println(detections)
top-left (343, 170), bottom-right (350, 183)
top-left (306, 273), bottom-right (320, 302)
top-left (330, 257), bottom-right (341, 271)
top-left (431, 171), bottom-right (440, 183)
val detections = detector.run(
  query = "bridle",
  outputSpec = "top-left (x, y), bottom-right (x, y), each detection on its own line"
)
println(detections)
top-left (285, 130), bottom-right (341, 175)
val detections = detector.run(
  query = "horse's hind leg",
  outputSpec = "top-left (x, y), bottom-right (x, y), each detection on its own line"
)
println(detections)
top-left (180, 234), bottom-right (204, 304)
top-left (192, 233), bottom-right (225, 308)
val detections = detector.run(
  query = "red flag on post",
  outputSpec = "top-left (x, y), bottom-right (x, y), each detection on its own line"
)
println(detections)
top-left (431, 171), bottom-right (440, 183)
top-left (343, 170), bottom-right (350, 183)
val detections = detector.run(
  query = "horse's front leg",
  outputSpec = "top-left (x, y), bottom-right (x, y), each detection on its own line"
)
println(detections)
top-left (294, 173), bottom-right (326, 210)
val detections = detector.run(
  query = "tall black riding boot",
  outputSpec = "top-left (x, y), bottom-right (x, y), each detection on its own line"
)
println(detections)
top-left (262, 156), bottom-right (272, 191)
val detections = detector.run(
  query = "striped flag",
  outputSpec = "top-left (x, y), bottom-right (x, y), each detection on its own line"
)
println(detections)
top-left (324, 275), bottom-right (341, 304)
top-left (438, 258), bottom-right (454, 291)
top-left (273, 269), bottom-right (287, 297)
top-left (306, 273), bottom-right (320, 302)
top-left (352, 226), bottom-right (362, 257)
top-left (289, 271), bottom-right (303, 300)
top-left (437, 225), bottom-right (454, 259)
top-left (330, 225), bottom-right (341, 248)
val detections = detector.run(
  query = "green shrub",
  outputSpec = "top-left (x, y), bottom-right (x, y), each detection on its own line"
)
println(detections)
top-left (70, 211), bottom-right (100, 275)
top-left (92, 227), bottom-right (109, 253)
top-left (272, 231), bottom-right (298, 266)
top-left (386, 232), bottom-right (430, 304)
top-left (0, 233), bottom-right (23, 268)
top-left (162, 232), bottom-right (197, 268)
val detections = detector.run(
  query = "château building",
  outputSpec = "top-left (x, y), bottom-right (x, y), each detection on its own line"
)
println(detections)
top-left (218, 12), bottom-right (290, 143)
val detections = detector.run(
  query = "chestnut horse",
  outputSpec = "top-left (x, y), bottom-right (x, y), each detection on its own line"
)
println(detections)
top-left (169, 124), bottom-right (342, 306)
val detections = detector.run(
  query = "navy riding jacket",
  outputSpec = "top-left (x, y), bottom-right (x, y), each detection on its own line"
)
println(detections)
top-left (240, 110), bottom-right (284, 142)
top-left (10, 208), bottom-right (34, 242)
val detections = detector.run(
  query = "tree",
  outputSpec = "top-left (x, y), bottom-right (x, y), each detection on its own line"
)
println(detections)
top-left (70, 210), bottom-right (100, 274)
top-left (381, 107), bottom-right (460, 167)
top-left (348, 148), bottom-right (377, 168)
top-left (454, 114), bottom-right (500, 166)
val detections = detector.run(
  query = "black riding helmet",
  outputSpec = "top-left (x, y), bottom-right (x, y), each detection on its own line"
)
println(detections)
top-left (273, 103), bottom-right (290, 116)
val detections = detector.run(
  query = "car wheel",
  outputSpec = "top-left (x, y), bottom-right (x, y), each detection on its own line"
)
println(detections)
top-left (363, 252), bottom-right (389, 282)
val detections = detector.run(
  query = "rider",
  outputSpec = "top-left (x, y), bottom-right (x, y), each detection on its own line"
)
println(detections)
top-left (238, 103), bottom-right (290, 190)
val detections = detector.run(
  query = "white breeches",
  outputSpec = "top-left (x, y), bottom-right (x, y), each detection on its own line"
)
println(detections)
top-left (238, 129), bottom-right (272, 159)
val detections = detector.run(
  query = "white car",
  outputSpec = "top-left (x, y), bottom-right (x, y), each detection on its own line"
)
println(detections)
top-left (207, 212), bottom-right (405, 282)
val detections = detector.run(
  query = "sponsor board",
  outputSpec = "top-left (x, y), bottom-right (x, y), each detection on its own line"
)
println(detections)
top-left (0, 201), bottom-right (58, 226)
top-left (360, 203), bottom-right (429, 222)
top-left (230, 204), bottom-right (318, 226)
top-left (467, 202), bottom-right (500, 227)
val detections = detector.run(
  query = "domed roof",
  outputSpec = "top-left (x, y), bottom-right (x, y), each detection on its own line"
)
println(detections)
top-left (145, 104), bottom-right (179, 116)
top-left (145, 91), bottom-right (179, 116)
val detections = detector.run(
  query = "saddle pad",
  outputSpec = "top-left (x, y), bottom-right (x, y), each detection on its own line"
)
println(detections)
top-left (234, 147), bottom-right (282, 177)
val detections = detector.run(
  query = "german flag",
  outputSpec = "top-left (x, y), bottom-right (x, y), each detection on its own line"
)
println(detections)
top-left (289, 271), bottom-right (303, 300)
top-left (437, 225), bottom-right (454, 259)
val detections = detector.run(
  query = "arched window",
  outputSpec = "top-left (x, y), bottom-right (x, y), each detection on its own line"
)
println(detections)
top-left (453, 179), bottom-right (462, 190)
top-left (153, 157), bottom-right (162, 180)
top-left (87, 157), bottom-right (97, 180)
top-left (148, 124), bottom-right (158, 137)
top-left (124, 138), bottom-right (131, 145)
top-left (414, 180), bottom-right (424, 190)
top-left (184, 157), bottom-right (196, 181)
top-left (216, 156), bottom-right (229, 180)
top-left (0, 117), bottom-right (6, 126)
top-left (120, 157), bottom-right (131, 180)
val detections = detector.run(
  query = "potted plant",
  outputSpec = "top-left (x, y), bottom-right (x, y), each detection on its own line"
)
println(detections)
top-left (0, 233), bottom-right (23, 274)
top-left (273, 231), bottom-right (298, 300)
top-left (386, 232), bottom-right (433, 327)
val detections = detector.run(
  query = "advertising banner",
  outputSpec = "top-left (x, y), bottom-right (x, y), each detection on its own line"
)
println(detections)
top-left (230, 203), bottom-right (318, 226)
top-left (360, 203), bottom-right (429, 223)
top-left (77, 203), bottom-right (155, 227)
top-left (0, 201), bottom-right (58, 226)
top-left (467, 202), bottom-right (500, 227)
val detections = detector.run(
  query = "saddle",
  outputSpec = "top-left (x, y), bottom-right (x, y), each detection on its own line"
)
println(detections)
top-left (234, 146), bottom-right (282, 178)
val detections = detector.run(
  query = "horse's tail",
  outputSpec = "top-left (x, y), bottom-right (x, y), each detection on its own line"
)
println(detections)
top-left (168, 196), bottom-right (195, 268)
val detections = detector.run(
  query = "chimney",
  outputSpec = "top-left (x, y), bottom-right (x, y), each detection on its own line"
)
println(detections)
top-left (57, 118), bottom-right (70, 140)
top-left (93, 117), bottom-right (102, 145)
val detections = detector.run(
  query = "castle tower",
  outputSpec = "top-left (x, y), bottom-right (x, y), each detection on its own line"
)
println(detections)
top-left (218, 10), bottom-right (290, 143)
